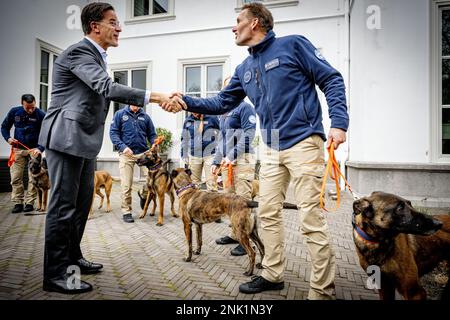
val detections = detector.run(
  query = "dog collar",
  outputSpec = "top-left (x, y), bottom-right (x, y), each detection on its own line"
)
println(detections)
top-left (176, 183), bottom-right (197, 197)
top-left (148, 162), bottom-right (162, 171)
top-left (352, 213), bottom-right (379, 244)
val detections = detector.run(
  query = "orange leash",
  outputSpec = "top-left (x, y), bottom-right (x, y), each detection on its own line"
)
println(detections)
top-left (320, 143), bottom-right (353, 212)
top-left (213, 163), bottom-right (234, 189)
top-left (8, 141), bottom-right (32, 167)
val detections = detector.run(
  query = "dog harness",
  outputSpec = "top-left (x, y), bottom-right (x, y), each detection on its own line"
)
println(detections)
top-left (148, 162), bottom-right (163, 172)
top-left (175, 183), bottom-right (197, 197)
top-left (352, 213), bottom-right (379, 244)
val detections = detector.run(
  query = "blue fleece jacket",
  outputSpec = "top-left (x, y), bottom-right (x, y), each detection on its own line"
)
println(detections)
top-left (1, 106), bottom-right (46, 151)
top-left (110, 106), bottom-right (156, 154)
top-left (213, 101), bottom-right (256, 165)
top-left (181, 114), bottom-right (220, 158)
top-left (183, 31), bottom-right (349, 150)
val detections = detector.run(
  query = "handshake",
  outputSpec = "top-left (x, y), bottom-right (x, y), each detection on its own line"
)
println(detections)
top-left (157, 92), bottom-right (186, 113)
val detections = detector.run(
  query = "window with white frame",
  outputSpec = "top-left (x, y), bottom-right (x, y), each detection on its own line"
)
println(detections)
top-left (112, 68), bottom-right (147, 113)
top-left (237, 0), bottom-right (299, 10)
top-left (126, 0), bottom-right (174, 23)
top-left (39, 48), bottom-right (59, 111)
top-left (184, 63), bottom-right (223, 98)
top-left (441, 6), bottom-right (450, 155)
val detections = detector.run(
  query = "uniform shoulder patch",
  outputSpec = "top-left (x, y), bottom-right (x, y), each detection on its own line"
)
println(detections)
top-left (249, 115), bottom-right (257, 124)
top-left (244, 70), bottom-right (252, 83)
top-left (122, 115), bottom-right (129, 121)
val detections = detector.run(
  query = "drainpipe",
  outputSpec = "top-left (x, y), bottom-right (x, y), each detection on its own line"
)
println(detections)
top-left (341, 0), bottom-right (352, 190)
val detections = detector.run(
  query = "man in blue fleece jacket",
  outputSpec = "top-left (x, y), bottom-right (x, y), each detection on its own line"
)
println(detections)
top-left (164, 3), bottom-right (349, 299)
top-left (110, 105), bottom-right (156, 223)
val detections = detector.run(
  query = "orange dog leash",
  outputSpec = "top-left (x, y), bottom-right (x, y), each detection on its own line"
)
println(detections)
top-left (8, 141), bottom-right (32, 167)
top-left (319, 142), bottom-right (353, 212)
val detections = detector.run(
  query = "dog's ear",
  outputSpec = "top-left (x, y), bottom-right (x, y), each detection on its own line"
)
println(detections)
top-left (171, 169), bottom-right (179, 178)
top-left (185, 168), bottom-right (192, 176)
top-left (36, 153), bottom-right (42, 161)
top-left (42, 158), bottom-right (47, 169)
top-left (353, 198), bottom-right (373, 218)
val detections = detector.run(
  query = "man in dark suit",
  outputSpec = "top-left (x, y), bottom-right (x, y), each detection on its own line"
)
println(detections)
top-left (38, 2), bottom-right (184, 294)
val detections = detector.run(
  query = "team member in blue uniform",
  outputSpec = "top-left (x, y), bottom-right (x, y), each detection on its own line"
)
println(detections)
top-left (110, 105), bottom-right (157, 223)
top-left (181, 113), bottom-right (220, 191)
top-left (1, 94), bottom-right (45, 213)
top-left (213, 77), bottom-right (257, 256)
top-left (164, 3), bottom-right (349, 299)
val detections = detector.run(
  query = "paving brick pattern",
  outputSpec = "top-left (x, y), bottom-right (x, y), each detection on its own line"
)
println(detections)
top-left (0, 182), bottom-right (378, 300)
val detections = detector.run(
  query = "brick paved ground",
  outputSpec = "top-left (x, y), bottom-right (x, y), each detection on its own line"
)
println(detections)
top-left (0, 182), bottom-right (379, 300)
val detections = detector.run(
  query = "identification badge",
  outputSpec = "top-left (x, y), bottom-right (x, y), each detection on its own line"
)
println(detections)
top-left (265, 58), bottom-right (280, 71)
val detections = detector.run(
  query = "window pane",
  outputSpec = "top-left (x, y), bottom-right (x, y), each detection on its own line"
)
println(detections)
top-left (114, 71), bottom-right (128, 112)
top-left (134, 0), bottom-right (149, 17)
top-left (443, 108), bottom-right (450, 154)
top-left (207, 65), bottom-right (223, 92)
top-left (185, 67), bottom-right (201, 93)
top-left (443, 59), bottom-right (450, 105)
top-left (443, 9), bottom-right (450, 56)
top-left (40, 84), bottom-right (48, 111)
top-left (40, 50), bottom-right (49, 84)
top-left (153, 0), bottom-right (168, 14)
top-left (132, 69), bottom-right (146, 90)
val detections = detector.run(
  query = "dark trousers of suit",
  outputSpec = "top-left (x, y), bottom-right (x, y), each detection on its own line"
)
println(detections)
top-left (43, 149), bottom-right (95, 281)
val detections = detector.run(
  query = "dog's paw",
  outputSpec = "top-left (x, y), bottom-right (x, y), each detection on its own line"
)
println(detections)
top-left (194, 249), bottom-right (201, 255)
top-left (184, 257), bottom-right (192, 262)
top-left (172, 214), bottom-right (179, 218)
top-left (156, 222), bottom-right (164, 226)
top-left (256, 263), bottom-right (262, 269)
top-left (139, 214), bottom-right (145, 219)
top-left (150, 213), bottom-right (155, 216)
top-left (243, 270), bottom-right (253, 276)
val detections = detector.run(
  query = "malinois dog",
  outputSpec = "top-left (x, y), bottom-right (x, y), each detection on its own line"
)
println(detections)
top-left (136, 146), bottom-right (178, 226)
top-left (171, 168), bottom-right (265, 276)
top-left (352, 191), bottom-right (450, 300)
top-left (28, 153), bottom-right (51, 212)
top-left (88, 170), bottom-right (114, 219)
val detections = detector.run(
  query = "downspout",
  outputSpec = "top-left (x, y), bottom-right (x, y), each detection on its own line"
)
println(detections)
top-left (341, 0), bottom-right (352, 190)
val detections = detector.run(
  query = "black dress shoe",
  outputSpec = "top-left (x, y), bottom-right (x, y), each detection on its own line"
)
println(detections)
top-left (23, 204), bottom-right (34, 212)
top-left (11, 204), bottom-right (23, 214)
top-left (43, 277), bottom-right (93, 294)
top-left (215, 236), bottom-right (239, 245)
top-left (231, 244), bottom-right (246, 256)
top-left (239, 276), bottom-right (284, 294)
top-left (123, 213), bottom-right (135, 223)
top-left (77, 258), bottom-right (103, 274)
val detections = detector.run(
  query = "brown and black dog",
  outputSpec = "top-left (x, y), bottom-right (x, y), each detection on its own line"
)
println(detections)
top-left (88, 170), bottom-right (114, 219)
top-left (136, 147), bottom-right (178, 226)
top-left (28, 153), bottom-right (51, 212)
top-left (171, 167), bottom-right (265, 276)
top-left (352, 191), bottom-right (450, 300)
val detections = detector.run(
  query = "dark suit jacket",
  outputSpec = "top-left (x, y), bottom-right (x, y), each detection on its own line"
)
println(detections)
top-left (39, 38), bottom-right (146, 159)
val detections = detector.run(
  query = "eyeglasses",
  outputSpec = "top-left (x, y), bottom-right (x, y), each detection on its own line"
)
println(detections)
top-left (96, 21), bottom-right (121, 29)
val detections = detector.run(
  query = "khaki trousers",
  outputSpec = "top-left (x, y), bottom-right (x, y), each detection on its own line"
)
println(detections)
top-left (259, 135), bottom-right (336, 300)
top-left (119, 152), bottom-right (147, 214)
top-left (189, 155), bottom-right (217, 191)
top-left (10, 148), bottom-right (37, 205)
top-left (221, 153), bottom-right (255, 201)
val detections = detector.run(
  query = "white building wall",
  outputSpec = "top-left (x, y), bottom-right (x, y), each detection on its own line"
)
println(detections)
top-left (0, 0), bottom-right (85, 157)
top-left (349, 0), bottom-right (431, 163)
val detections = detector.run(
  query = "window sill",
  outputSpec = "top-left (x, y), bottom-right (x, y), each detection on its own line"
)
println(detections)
top-left (125, 14), bottom-right (176, 25)
top-left (235, 0), bottom-right (299, 11)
